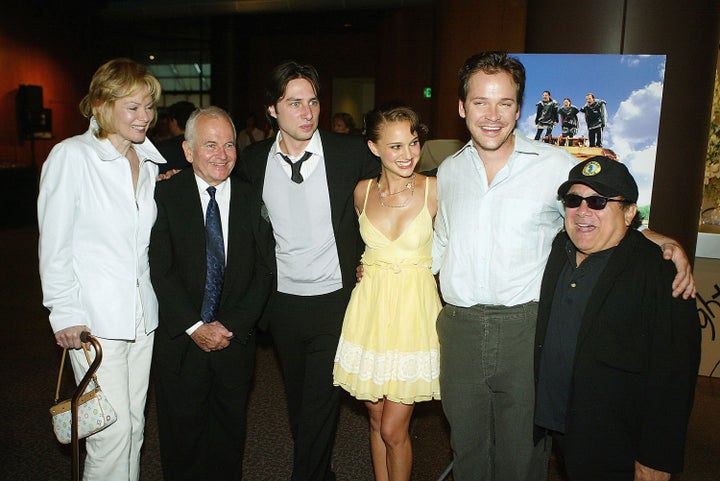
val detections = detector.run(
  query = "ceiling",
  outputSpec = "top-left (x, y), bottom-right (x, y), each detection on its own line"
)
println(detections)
top-left (102, 0), bottom-right (433, 19)
top-left (97, 0), bottom-right (433, 86)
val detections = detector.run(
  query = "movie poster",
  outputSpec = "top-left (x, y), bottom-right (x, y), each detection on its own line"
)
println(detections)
top-left (514, 54), bottom-right (666, 221)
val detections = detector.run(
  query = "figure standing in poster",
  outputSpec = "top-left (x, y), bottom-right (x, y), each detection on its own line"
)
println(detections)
top-left (558, 98), bottom-right (580, 146)
top-left (534, 90), bottom-right (559, 142)
top-left (580, 93), bottom-right (607, 147)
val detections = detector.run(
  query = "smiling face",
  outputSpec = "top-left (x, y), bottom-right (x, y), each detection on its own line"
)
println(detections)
top-left (268, 78), bottom-right (320, 154)
top-left (106, 86), bottom-right (154, 152)
top-left (564, 183), bottom-right (636, 263)
top-left (459, 70), bottom-right (520, 158)
top-left (367, 120), bottom-right (420, 178)
top-left (184, 114), bottom-right (237, 186)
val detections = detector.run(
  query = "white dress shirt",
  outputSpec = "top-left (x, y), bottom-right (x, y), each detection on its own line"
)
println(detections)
top-left (195, 175), bottom-right (231, 259)
top-left (432, 130), bottom-right (578, 307)
top-left (270, 129), bottom-right (323, 180)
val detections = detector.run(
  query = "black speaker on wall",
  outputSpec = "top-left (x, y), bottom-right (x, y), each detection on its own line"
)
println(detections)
top-left (16, 84), bottom-right (46, 139)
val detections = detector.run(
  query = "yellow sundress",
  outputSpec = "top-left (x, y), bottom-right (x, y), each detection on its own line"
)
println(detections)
top-left (333, 177), bottom-right (442, 404)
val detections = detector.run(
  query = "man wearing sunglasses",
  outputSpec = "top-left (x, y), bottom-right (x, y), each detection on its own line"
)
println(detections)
top-left (534, 156), bottom-right (700, 481)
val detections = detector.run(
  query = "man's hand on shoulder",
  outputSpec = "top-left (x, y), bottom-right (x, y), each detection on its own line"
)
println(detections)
top-left (157, 169), bottom-right (181, 182)
top-left (642, 229), bottom-right (696, 299)
top-left (661, 242), bottom-right (696, 299)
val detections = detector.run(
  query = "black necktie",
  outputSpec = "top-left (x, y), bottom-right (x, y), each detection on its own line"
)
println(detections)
top-left (200, 186), bottom-right (225, 323)
top-left (279, 151), bottom-right (312, 183)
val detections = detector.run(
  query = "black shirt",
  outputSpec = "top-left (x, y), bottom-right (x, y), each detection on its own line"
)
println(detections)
top-left (535, 240), bottom-right (614, 433)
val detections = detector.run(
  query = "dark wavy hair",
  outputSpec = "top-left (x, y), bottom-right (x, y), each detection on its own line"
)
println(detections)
top-left (264, 61), bottom-right (321, 129)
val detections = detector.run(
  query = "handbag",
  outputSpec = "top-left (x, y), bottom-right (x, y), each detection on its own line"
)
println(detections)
top-left (49, 344), bottom-right (117, 444)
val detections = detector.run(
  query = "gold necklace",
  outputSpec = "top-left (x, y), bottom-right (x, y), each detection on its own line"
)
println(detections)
top-left (377, 173), bottom-right (415, 208)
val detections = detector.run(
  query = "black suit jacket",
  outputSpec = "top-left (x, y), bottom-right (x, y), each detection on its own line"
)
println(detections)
top-left (156, 134), bottom-right (191, 174)
top-left (149, 168), bottom-right (273, 371)
top-left (534, 229), bottom-right (700, 475)
top-left (240, 130), bottom-right (380, 297)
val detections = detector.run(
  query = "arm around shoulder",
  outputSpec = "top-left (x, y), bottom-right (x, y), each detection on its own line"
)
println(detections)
top-left (641, 229), bottom-right (695, 299)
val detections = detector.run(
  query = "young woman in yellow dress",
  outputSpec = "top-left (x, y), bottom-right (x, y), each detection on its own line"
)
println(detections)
top-left (333, 104), bottom-right (442, 481)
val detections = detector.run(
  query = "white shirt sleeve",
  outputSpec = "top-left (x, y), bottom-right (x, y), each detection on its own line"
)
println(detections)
top-left (432, 178), bottom-right (448, 275)
top-left (37, 143), bottom-right (89, 333)
top-left (186, 321), bottom-right (203, 336)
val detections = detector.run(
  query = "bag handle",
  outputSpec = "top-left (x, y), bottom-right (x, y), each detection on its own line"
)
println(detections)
top-left (54, 343), bottom-right (99, 404)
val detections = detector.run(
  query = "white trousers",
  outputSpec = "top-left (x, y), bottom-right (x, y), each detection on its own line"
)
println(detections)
top-left (69, 294), bottom-right (155, 481)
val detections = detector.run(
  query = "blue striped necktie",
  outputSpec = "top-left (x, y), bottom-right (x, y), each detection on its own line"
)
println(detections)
top-left (200, 186), bottom-right (225, 323)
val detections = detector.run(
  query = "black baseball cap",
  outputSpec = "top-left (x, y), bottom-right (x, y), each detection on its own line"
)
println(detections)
top-left (557, 156), bottom-right (638, 203)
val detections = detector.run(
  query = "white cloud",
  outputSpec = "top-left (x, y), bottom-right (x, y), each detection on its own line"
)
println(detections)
top-left (604, 81), bottom-right (663, 207)
top-left (621, 56), bottom-right (641, 67)
top-left (628, 143), bottom-right (658, 175)
top-left (520, 113), bottom-right (536, 138)
top-left (626, 143), bottom-right (659, 206)
top-left (607, 81), bottom-right (663, 149)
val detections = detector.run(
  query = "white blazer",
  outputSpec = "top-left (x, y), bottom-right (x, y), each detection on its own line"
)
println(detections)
top-left (38, 118), bottom-right (165, 340)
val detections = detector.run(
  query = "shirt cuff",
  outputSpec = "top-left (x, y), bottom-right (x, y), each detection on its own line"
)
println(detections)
top-left (186, 321), bottom-right (203, 336)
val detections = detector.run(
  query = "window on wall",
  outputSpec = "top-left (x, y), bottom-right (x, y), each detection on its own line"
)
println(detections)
top-left (146, 62), bottom-right (211, 108)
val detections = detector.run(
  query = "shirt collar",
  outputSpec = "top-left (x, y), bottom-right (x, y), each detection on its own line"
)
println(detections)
top-left (510, 129), bottom-right (543, 156)
top-left (271, 129), bottom-right (322, 161)
top-left (564, 236), bottom-right (617, 268)
top-left (451, 139), bottom-right (474, 159)
top-left (88, 116), bottom-right (167, 165)
top-left (451, 129), bottom-right (541, 161)
top-left (194, 174), bottom-right (230, 197)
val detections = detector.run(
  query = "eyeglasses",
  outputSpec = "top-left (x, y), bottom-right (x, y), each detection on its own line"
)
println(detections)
top-left (562, 193), bottom-right (632, 210)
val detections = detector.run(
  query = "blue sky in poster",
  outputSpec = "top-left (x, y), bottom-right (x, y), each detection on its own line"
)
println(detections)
top-left (513, 53), bottom-right (666, 207)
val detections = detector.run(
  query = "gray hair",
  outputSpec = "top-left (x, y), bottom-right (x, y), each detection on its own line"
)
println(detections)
top-left (184, 106), bottom-right (237, 147)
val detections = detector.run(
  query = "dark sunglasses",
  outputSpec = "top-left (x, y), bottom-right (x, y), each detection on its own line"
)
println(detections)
top-left (562, 193), bottom-right (632, 210)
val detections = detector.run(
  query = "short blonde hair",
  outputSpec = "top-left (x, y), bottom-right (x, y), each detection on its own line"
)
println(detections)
top-left (79, 58), bottom-right (162, 139)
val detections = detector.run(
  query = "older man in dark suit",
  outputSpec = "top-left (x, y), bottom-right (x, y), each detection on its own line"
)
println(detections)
top-left (241, 61), bottom-right (379, 481)
top-left (150, 106), bottom-right (273, 481)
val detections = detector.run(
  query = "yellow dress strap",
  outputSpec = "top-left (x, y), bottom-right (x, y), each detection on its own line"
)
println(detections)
top-left (423, 176), bottom-right (429, 207)
top-left (362, 178), bottom-right (374, 212)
